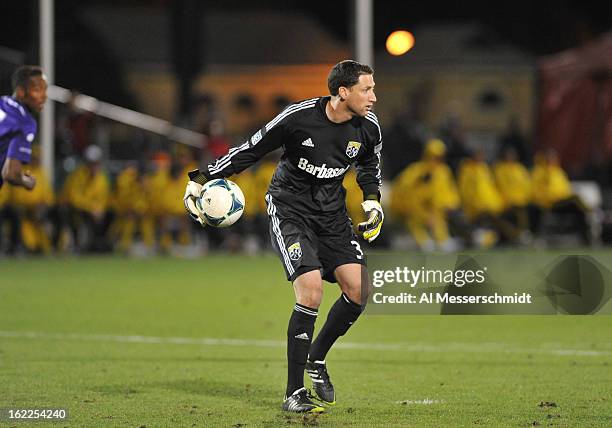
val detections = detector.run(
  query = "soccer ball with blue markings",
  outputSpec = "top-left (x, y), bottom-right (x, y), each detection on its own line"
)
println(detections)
top-left (196, 179), bottom-right (245, 227)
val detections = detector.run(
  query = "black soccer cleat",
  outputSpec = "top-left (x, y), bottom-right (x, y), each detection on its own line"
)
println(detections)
top-left (306, 360), bottom-right (336, 405)
top-left (282, 387), bottom-right (325, 413)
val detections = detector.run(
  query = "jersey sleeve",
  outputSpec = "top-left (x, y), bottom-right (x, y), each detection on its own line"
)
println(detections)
top-left (1, 101), bottom-right (34, 164)
top-left (6, 131), bottom-right (33, 164)
top-left (202, 115), bottom-right (287, 181)
top-left (355, 113), bottom-right (383, 200)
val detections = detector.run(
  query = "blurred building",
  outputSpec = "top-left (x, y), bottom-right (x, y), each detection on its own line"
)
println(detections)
top-left (79, 5), bottom-right (349, 135)
top-left (538, 31), bottom-right (612, 180)
top-left (375, 24), bottom-right (535, 154)
top-left (78, 6), bottom-right (534, 144)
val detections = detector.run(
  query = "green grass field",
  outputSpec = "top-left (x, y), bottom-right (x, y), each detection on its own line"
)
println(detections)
top-left (1, 254), bottom-right (611, 427)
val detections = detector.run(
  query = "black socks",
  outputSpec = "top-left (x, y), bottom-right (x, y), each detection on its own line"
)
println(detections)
top-left (285, 294), bottom-right (363, 397)
top-left (286, 303), bottom-right (318, 397)
top-left (308, 293), bottom-right (362, 362)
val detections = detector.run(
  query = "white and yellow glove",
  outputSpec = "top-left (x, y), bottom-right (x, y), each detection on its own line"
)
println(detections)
top-left (183, 180), bottom-right (206, 227)
top-left (358, 200), bottom-right (384, 242)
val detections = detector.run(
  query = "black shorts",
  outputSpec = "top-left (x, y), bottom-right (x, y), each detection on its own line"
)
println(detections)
top-left (265, 193), bottom-right (366, 282)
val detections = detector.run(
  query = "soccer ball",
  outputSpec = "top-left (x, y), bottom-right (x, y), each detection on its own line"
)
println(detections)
top-left (196, 179), bottom-right (245, 227)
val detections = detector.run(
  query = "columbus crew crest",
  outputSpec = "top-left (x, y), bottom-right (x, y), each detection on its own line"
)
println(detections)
top-left (288, 242), bottom-right (302, 260)
top-left (345, 141), bottom-right (361, 158)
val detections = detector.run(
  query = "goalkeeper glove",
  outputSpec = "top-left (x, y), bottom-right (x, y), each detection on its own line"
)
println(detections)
top-left (358, 200), bottom-right (384, 242)
top-left (187, 169), bottom-right (208, 185)
top-left (184, 180), bottom-right (206, 227)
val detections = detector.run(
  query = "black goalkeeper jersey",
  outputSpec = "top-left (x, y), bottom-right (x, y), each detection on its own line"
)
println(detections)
top-left (202, 96), bottom-right (382, 214)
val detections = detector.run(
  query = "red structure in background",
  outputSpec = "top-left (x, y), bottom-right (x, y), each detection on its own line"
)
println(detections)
top-left (538, 32), bottom-right (612, 177)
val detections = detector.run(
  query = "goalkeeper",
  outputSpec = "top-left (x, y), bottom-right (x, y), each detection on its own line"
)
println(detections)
top-left (185, 60), bottom-right (383, 414)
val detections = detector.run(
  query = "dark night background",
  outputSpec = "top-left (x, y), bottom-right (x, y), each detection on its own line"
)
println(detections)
top-left (4, 1), bottom-right (611, 54)
top-left (1, 1), bottom-right (610, 107)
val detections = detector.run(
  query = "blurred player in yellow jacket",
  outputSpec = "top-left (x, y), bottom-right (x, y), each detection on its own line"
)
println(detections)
top-left (0, 184), bottom-right (10, 207)
top-left (0, 182), bottom-right (9, 205)
top-left (10, 146), bottom-right (54, 253)
top-left (531, 149), bottom-right (590, 242)
top-left (493, 147), bottom-right (532, 234)
top-left (391, 139), bottom-right (460, 249)
top-left (458, 149), bottom-right (519, 245)
top-left (60, 145), bottom-right (111, 252)
top-left (253, 159), bottom-right (277, 217)
top-left (531, 150), bottom-right (575, 209)
top-left (157, 147), bottom-right (197, 253)
top-left (141, 152), bottom-right (171, 250)
top-left (249, 158), bottom-right (278, 249)
top-left (110, 164), bottom-right (148, 252)
top-left (158, 160), bottom-right (195, 252)
top-left (177, 145), bottom-right (198, 182)
top-left (458, 150), bottom-right (504, 220)
top-left (0, 178), bottom-right (19, 254)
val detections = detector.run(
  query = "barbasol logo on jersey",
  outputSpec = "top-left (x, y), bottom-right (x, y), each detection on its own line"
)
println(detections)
top-left (297, 158), bottom-right (350, 179)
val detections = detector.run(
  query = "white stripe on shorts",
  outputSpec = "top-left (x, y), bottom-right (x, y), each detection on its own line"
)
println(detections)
top-left (266, 194), bottom-right (295, 276)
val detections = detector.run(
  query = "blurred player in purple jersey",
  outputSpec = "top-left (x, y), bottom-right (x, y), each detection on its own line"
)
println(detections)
top-left (0, 65), bottom-right (48, 190)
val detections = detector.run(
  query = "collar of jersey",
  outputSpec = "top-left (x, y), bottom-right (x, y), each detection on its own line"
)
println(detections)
top-left (318, 96), bottom-right (358, 127)
top-left (9, 96), bottom-right (34, 118)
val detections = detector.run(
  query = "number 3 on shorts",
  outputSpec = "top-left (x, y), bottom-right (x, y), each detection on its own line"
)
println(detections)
top-left (351, 240), bottom-right (364, 260)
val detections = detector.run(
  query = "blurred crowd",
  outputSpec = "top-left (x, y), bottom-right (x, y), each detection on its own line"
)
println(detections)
top-left (0, 136), bottom-right (600, 257)
top-left (0, 142), bottom-right (282, 256)
top-left (385, 139), bottom-right (598, 251)
top-left (0, 89), bottom-right (606, 256)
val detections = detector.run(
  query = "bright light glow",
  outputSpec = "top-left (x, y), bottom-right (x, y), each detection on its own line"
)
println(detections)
top-left (386, 30), bottom-right (415, 56)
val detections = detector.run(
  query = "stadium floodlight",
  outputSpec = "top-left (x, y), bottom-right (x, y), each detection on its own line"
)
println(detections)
top-left (386, 30), bottom-right (415, 56)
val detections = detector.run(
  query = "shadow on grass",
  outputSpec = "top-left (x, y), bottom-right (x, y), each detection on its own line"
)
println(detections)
top-left (94, 378), bottom-right (281, 410)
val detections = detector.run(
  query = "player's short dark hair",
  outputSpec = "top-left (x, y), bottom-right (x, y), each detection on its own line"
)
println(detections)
top-left (11, 65), bottom-right (44, 91)
top-left (327, 60), bottom-right (374, 96)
